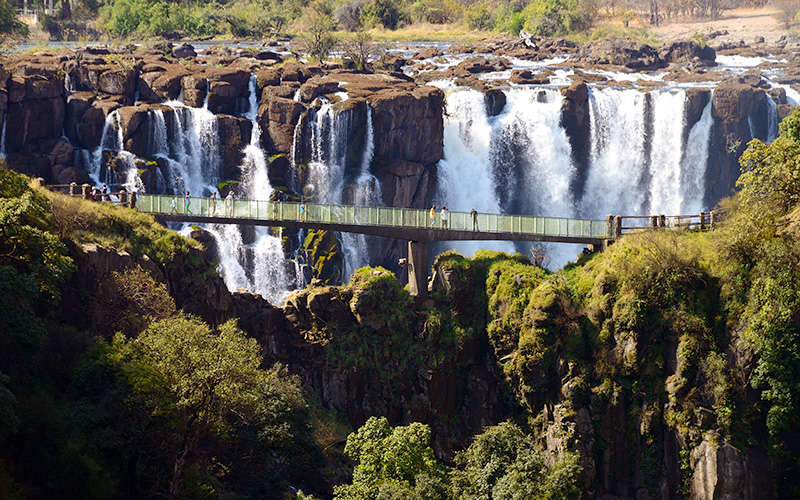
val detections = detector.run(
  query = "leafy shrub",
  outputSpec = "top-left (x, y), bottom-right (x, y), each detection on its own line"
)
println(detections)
top-left (519, 0), bottom-right (597, 37)
top-left (360, 0), bottom-right (404, 29)
top-left (465, 1), bottom-right (494, 30)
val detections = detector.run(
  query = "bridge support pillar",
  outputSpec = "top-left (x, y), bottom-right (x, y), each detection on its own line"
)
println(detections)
top-left (408, 240), bottom-right (429, 297)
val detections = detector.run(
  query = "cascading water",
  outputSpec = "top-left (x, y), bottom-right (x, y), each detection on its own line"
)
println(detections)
top-left (648, 90), bottom-right (688, 215)
top-left (680, 95), bottom-right (714, 214)
top-left (162, 103), bottom-right (221, 196)
top-left (437, 84), bottom-right (722, 267)
top-left (766, 96), bottom-right (779, 142)
top-left (306, 99), bottom-right (347, 203)
top-left (0, 116), bottom-right (6, 158)
top-left (579, 87), bottom-right (649, 217)
top-left (299, 98), bottom-right (382, 277)
top-left (237, 74), bottom-right (304, 303)
top-left (492, 88), bottom-right (575, 217)
top-left (341, 104), bottom-right (380, 277)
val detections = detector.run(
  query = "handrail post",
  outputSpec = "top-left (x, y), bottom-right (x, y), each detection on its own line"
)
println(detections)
top-left (699, 211), bottom-right (706, 231)
top-left (650, 215), bottom-right (658, 228)
top-left (82, 183), bottom-right (91, 200)
top-left (659, 214), bottom-right (666, 228)
top-left (710, 210), bottom-right (718, 229)
top-left (69, 182), bottom-right (77, 197)
top-left (614, 216), bottom-right (622, 237)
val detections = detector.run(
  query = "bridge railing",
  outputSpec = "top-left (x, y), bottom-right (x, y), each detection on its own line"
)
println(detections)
top-left (138, 194), bottom-right (612, 239)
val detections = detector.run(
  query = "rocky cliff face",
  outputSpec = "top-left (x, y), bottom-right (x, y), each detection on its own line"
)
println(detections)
top-left (231, 268), bottom-right (507, 457)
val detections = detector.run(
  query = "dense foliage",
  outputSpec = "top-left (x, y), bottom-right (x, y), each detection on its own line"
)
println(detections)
top-left (90, 0), bottom-right (601, 39)
top-left (0, 167), bottom-right (322, 499)
top-left (334, 418), bottom-right (581, 499)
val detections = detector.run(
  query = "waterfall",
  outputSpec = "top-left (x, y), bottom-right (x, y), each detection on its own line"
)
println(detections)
top-left (0, 116), bottom-right (6, 158)
top-left (492, 88), bottom-right (575, 217)
top-left (680, 95), bottom-right (713, 214)
top-left (149, 109), bottom-right (169, 157)
top-left (210, 74), bottom-right (304, 304)
top-left (85, 111), bottom-right (125, 186)
top-left (436, 88), bottom-right (515, 257)
top-left (579, 87), bottom-right (649, 217)
top-left (306, 99), bottom-right (347, 203)
top-left (648, 90), bottom-right (687, 215)
top-left (161, 102), bottom-right (220, 196)
top-left (767, 95), bottom-right (779, 143)
top-left (342, 104), bottom-right (379, 276)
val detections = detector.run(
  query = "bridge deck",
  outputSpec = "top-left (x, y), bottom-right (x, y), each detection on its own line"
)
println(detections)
top-left (139, 194), bottom-right (610, 245)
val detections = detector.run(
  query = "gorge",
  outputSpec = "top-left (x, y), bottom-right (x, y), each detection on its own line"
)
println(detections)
top-left (4, 33), bottom-right (800, 499)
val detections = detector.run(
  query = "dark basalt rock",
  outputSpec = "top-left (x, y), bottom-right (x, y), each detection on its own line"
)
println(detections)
top-left (572, 36), bottom-right (664, 71)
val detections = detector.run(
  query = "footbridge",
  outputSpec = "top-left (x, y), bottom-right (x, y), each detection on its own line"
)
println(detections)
top-left (135, 194), bottom-right (617, 295)
top-left (37, 185), bottom-right (708, 296)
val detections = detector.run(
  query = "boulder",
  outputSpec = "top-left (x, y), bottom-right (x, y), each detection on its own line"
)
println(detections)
top-left (509, 69), bottom-right (549, 84)
top-left (171, 43), bottom-right (196, 59)
top-left (217, 114), bottom-right (252, 179)
top-left (138, 65), bottom-right (188, 102)
top-left (453, 56), bottom-right (511, 75)
top-left (97, 68), bottom-right (137, 98)
top-left (560, 80), bottom-right (591, 196)
top-left (5, 97), bottom-right (65, 154)
top-left (203, 67), bottom-right (251, 114)
top-left (372, 156), bottom-right (427, 208)
top-left (484, 88), bottom-right (506, 117)
top-left (281, 62), bottom-right (313, 83)
top-left (685, 88), bottom-right (712, 129)
top-left (298, 76), bottom-right (341, 103)
top-left (257, 68), bottom-right (282, 88)
top-left (412, 47), bottom-right (443, 60)
top-left (116, 104), bottom-right (151, 156)
top-left (303, 230), bottom-right (344, 286)
top-left (712, 82), bottom-right (754, 122)
top-left (268, 154), bottom-right (292, 187)
top-left (689, 439), bottom-right (772, 500)
top-left (262, 84), bottom-right (298, 100)
top-left (52, 165), bottom-right (91, 185)
top-left (377, 53), bottom-right (407, 72)
top-left (573, 37), bottom-right (663, 71)
top-left (659, 40), bottom-right (716, 64)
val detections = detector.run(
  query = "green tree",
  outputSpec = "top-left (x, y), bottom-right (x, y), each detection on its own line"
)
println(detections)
top-left (334, 416), bottom-right (449, 500)
top-left (519, 0), bottom-right (596, 36)
top-left (361, 0), bottom-right (403, 29)
top-left (297, 2), bottom-right (337, 61)
top-left (451, 422), bottom-right (581, 500)
top-left (107, 316), bottom-right (316, 499)
top-left (0, 0), bottom-right (29, 36)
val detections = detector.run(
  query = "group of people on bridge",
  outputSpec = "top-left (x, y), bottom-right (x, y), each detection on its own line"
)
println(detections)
top-left (170, 190), bottom-right (235, 217)
top-left (429, 205), bottom-right (480, 231)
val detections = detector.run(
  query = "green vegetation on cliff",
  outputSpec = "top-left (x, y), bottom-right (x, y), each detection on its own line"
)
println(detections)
top-left (0, 167), bottom-right (323, 499)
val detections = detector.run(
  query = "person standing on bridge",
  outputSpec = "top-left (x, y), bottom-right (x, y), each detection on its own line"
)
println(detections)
top-left (429, 205), bottom-right (436, 228)
top-left (300, 201), bottom-right (306, 222)
top-left (170, 195), bottom-right (178, 214)
top-left (185, 191), bottom-right (192, 215)
top-left (441, 206), bottom-right (448, 229)
top-left (210, 191), bottom-right (217, 216)
top-left (225, 191), bottom-right (234, 217)
top-left (471, 208), bottom-right (478, 231)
